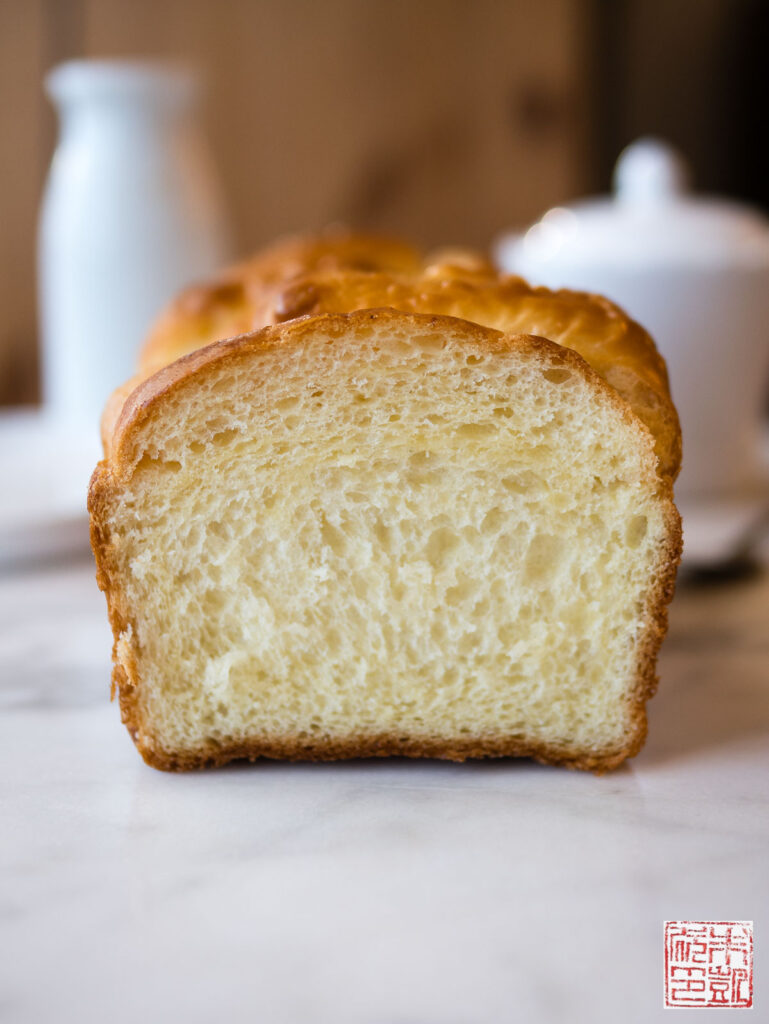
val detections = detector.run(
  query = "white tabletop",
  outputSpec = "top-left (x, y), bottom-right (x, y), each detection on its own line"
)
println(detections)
top-left (1, 557), bottom-right (767, 1024)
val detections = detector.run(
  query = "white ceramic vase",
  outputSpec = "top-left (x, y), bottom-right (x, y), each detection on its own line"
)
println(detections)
top-left (39, 60), bottom-right (232, 432)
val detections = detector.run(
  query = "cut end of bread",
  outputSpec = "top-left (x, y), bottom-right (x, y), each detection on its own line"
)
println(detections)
top-left (90, 310), bottom-right (680, 772)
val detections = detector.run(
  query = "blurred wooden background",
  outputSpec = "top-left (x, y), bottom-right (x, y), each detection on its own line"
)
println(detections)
top-left (0, 0), bottom-right (595, 406)
top-left (1, 0), bottom-right (764, 406)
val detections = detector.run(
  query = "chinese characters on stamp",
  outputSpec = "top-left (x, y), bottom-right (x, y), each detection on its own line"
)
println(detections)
top-left (665, 921), bottom-right (753, 1008)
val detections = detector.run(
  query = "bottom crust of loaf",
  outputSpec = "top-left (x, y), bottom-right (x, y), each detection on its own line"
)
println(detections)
top-left (117, 678), bottom-right (648, 774)
top-left (127, 739), bottom-right (640, 774)
top-left (127, 738), bottom-right (643, 774)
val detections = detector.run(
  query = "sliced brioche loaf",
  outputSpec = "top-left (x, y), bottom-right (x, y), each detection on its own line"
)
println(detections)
top-left (90, 310), bottom-right (680, 771)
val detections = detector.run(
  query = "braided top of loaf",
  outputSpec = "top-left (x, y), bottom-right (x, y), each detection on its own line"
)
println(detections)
top-left (112, 229), bottom-right (680, 482)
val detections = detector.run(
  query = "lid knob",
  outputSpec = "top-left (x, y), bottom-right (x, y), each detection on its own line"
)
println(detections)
top-left (613, 137), bottom-right (690, 206)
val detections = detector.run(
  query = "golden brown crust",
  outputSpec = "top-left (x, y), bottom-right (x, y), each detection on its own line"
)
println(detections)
top-left (131, 233), bottom-right (679, 483)
top-left (138, 228), bottom-right (430, 376)
top-left (89, 309), bottom-right (681, 774)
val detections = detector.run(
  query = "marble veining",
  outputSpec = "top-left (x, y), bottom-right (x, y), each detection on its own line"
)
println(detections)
top-left (1, 558), bottom-right (767, 1024)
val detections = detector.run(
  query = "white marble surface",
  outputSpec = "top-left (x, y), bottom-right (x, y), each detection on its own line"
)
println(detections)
top-left (1, 559), bottom-right (767, 1024)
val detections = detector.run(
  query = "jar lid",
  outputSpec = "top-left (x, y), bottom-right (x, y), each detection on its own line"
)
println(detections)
top-left (516, 138), bottom-right (769, 268)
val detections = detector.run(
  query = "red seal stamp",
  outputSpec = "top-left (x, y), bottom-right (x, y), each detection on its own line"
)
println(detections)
top-left (664, 921), bottom-right (753, 1008)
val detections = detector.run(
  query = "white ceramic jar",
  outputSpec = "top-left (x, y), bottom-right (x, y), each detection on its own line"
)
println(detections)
top-left (496, 138), bottom-right (769, 501)
top-left (39, 60), bottom-right (231, 432)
